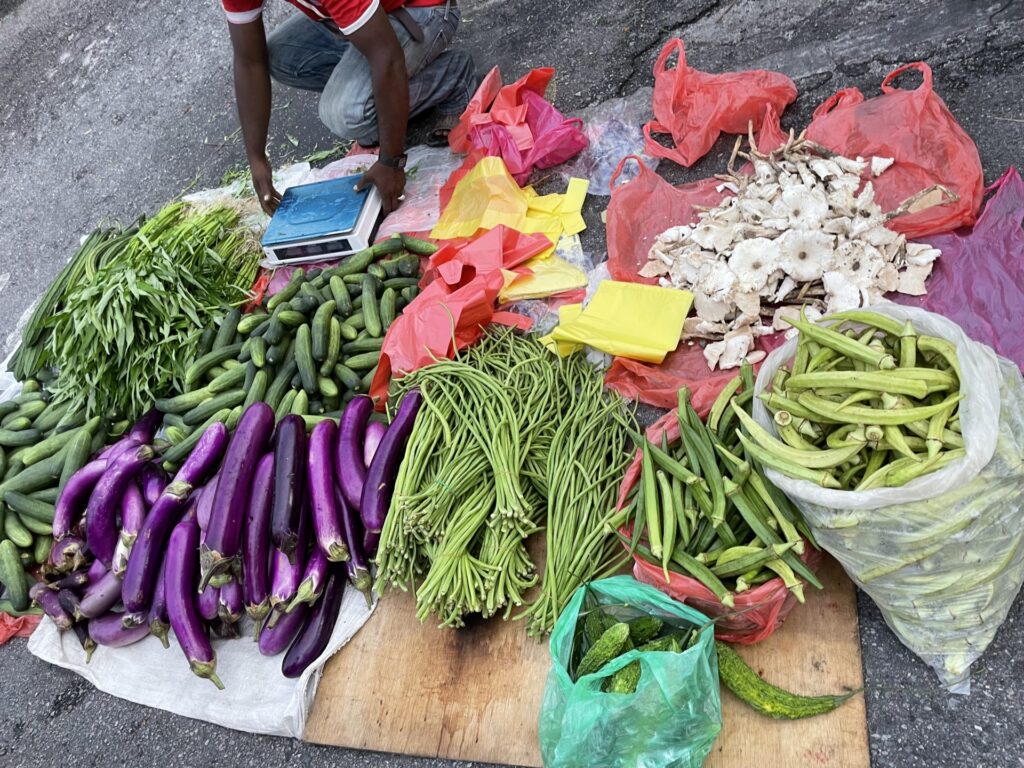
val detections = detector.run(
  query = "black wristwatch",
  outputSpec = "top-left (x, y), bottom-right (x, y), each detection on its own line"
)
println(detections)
top-left (378, 152), bottom-right (407, 170)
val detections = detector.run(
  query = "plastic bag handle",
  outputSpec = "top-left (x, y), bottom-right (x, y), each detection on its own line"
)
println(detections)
top-left (811, 87), bottom-right (863, 119)
top-left (652, 38), bottom-right (687, 77)
top-left (881, 62), bottom-right (933, 94)
top-left (609, 154), bottom-right (646, 192)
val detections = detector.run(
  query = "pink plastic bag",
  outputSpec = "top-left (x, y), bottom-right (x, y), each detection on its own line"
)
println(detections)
top-left (806, 62), bottom-right (984, 238)
top-left (643, 38), bottom-right (797, 168)
top-left (893, 167), bottom-right (1024, 368)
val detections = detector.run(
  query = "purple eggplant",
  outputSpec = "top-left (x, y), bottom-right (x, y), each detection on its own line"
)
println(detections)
top-left (218, 579), bottom-right (243, 624)
top-left (198, 583), bottom-right (220, 621)
top-left (270, 414), bottom-right (307, 558)
top-left (48, 535), bottom-right (87, 572)
top-left (308, 420), bottom-right (348, 562)
top-left (86, 445), bottom-right (154, 566)
top-left (210, 618), bottom-right (241, 640)
top-left (336, 485), bottom-right (372, 606)
top-left (51, 566), bottom-right (90, 591)
top-left (87, 558), bottom-right (107, 582)
top-left (53, 459), bottom-right (107, 540)
top-left (196, 480), bottom-right (216, 532)
top-left (140, 463), bottom-right (169, 507)
top-left (98, 437), bottom-right (138, 461)
top-left (244, 453), bottom-right (275, 626)
top-left (121, 422), bottom-right (229, 612)
top-left (286, 547), bottom-right (329, 612)
top-left (337, 397), bottom-right (372, 511)
top-left (363, 420), bottom-right (387, 468)
top-left (30, 582), bottom-right (72, 630)
top-left (77, 569), bottom-right (123, 619)
top-left (165, 512), bottom-right (223, 689)
top-left (120, 610), bottom-right (148, 629)
top-left (258, 602), bottom-right (308, 657)
top-left (282, 568), bottom-right (346, 678)
top-left (202, 402), bottom-right (274, 587)
top-left (361, 390), bottom-right (421, 554)
top-left (128, 409), bottom-right (162, 445)
top-left (112, 481), bottom-right (146, 575)
top-left (71, 620), bottom-right (96, 662)
top-left (89, 612), bottom-right (150, 648)
top-left (148, 555), bottom-right (170, 648)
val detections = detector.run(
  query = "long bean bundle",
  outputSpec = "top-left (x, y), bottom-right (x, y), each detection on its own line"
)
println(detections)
top-left (376, 330), bottom-right (635, 632)
top-left (37, 203), bottom-right (261, 420)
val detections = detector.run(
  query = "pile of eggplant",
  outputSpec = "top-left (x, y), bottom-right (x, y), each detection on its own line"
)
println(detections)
top-left (39, 394), bottom-right (418, 687)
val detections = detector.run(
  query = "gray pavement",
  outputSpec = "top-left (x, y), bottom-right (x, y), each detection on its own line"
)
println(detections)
top-left (2, 0), bottom-right (1024, 766)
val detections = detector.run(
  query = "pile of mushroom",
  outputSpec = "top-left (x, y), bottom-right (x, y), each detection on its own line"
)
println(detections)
top-left (642, 131), bottom-right (951, 370)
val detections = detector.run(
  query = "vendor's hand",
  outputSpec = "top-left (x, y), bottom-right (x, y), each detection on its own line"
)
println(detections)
top-left (250, 154), bottom-right (281, 215)
top-left (356, 162), bottom-right (406, 215)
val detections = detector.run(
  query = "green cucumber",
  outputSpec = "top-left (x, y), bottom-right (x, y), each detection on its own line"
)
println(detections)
top-left (225, 406), bottom-right (243, 431)
top-left (0, 428), bottom-right (41, 448)
top-left (266, 337), bottom-right (293, 367)
top-left (183, 390), bottom-right (246, 426)
top-left (213, 308), bottom-right (242, 349)
top-left (31, 401), bottom-right (71, 433)
top-left (372, 236), bottom-right (405, 256)
top-left (59, 429), bottom-right (94, 494)
top-left (333, 364), bottom-right (363, 392)
top-left (317, 377), bottom-right (339, 399)
top-left (267, 268), bottom-right (306, 311)
top-left (19, 380), bottom-right (41, 395)
top-left (3, 417), bottom-right (32, 432)
top-left (288, 295), bottom-right (319, 315)
top-left (340, 322), bottom-right (359, 341)
top-left (237, 311), bottom-right (269, 335)
top-left (334, 248), bottom-right (376, 277)
top-left (360, 365), bottom-right (377, 392)
top-left (320, 317), bottom-right (342, 376)
top-left (244, 369), bottom-right (270, 409)
top-left (379, 287), bottom-right (397, 328)
top-left (243, 360), bottom-right (257, 391)
top-left (294, 324), bottom-right (319, 395)
top-left (278, 309), bottom-right (307, 328)
top-left (0, 402), bottom-right (18, 419)
top-left (208, 363), bottom-right (248, 394)
top-left (33, 534), bottom-right (52, 564)
top-left (12, 392), bottom-right (44, 406)
top-left (329, 276), bottom-right (353, 314)
top-left (196, 327), bottom-right (216, 357)
top-left (291, 390), bottom-right (309, 416)
top-left (184, 343), bottom-right (244, 388)
top-left (342, 337), bottom-right (384, 354)
top-left (312, 300), bottom-right (336, 361)
top-left (401, 234), bottom-right (438, 256)
top-left (0, 539), bottom-right (29, 610)
top-left (17, 512), bottom-right (51, 536)
top-left (401, 285), bottom-right (419, 303)
top-left (250, 336), bottom-right (267, 368)
top-left (367, 263), bottom-right (387, 281)
top-left (160, 408), bottom-right (232, 470)
top-left (343, 352), bottom-right (380, 371)
top-left (29, 487), bottom-right (60, 504)
top-left (380, 257), bottom-right (401, 279)
top-left (4, 513), bottom-right (34, 547)
top-left (265, 360), bottom-right (299, 410)
top-left (275, 390), bottom-right (298, 420)
top-left (384, 277), bottom-right (420, 289)
top-left (263, 315), bottom-right (285, 345)
top-left (21, 417), bottom-right (101, 466)
top-left (155, 386), bottom-right (212, 414)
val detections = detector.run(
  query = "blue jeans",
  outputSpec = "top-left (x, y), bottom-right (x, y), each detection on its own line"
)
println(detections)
top-left (267, 3), bottom-right (476, 145)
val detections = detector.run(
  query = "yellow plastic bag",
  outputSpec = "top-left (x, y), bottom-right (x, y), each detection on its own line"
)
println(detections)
top-left (431, 157), bottom-right (588, 259)
top-left (541, 281), bottom-right (692, 363)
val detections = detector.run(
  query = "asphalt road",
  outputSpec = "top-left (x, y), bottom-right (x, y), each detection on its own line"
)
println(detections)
top-left (2, 0), bottom-right (1024, 766)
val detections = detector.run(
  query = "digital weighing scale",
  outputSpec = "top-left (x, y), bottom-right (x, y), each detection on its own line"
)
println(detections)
top-left (260, 174), bottom-right (384, 267)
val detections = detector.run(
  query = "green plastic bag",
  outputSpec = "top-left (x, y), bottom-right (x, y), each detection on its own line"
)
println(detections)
top-left (538, 576), bottom-right (722, 768)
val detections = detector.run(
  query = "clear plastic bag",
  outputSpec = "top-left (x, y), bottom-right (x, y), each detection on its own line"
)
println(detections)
top-left (538, 576), bottom-right (721, 768)
top-left (752, 303), bottom-right (1024, 691)
top-left (376, 145), bottom-right (463, 238)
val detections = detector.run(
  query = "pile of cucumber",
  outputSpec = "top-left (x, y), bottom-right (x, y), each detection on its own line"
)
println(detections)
top-left (154, 235), bottom-right (430, 471)
top-left (0, 383), bottom-right (103, 613)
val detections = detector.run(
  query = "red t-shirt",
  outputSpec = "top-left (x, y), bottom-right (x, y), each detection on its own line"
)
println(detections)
top-left (223, 0), bottom-right (443, 36)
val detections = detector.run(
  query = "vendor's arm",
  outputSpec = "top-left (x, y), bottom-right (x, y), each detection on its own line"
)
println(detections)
top-left (346, 7), bottom-right (408, 214)
top-left (228, 17), bottom-right (281, 214)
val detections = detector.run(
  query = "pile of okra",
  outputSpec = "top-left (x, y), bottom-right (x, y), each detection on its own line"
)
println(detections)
top-left (752, 309), bottom-right (964, 490)
top-left (625, 361), bottom-right (821, 607)
top-left (154, 234), bottom-right (433, 471)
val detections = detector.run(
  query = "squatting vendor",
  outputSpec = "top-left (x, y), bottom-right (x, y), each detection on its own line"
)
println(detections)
top-left (222, 0), bottom-right (477, 214)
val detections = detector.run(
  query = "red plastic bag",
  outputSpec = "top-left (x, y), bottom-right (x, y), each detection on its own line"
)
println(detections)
top-left (605, 156), bottom-right (724, 283)
top-left (0, 612), bottom-right (40, 645)
top-left (368, 226), bottom-right (550, 402)
top-left (806, 62), bottom-right (983, 238)
top-left (643, 39), bottom-right (796, 168)
top-left (893, 167), bottom-right (1024, 368)
top-left (617, 410), bottom-right (822, 644)
top-left (449, 67), bottom-right (587, 185)
top-left (604, 333), bottom-right (788, 411)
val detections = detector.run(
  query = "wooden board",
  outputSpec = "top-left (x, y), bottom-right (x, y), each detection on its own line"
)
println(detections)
top-left (305, 557), bottom-right (867, 767)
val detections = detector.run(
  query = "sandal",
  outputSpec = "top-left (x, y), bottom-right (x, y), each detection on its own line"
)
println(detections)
top-left (426, 114), bottom-right (459, 147)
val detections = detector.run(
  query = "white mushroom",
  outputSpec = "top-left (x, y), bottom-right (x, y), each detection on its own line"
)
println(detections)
top-left (823, 271), bottom-right (862, 312)
top-left (775, 229), bottom-right (835, 282)
top-left (745, 350), bottom-right (768, 364)
top-left (772, 185), bottom-right (830, 229)
top-left (829, 174), bottom-right (862, 195)
top-left (808, 157), bottom-right (842, 180)
top-left (732, 290), bottom-right (762, 318)
top-left (690, 220), bottom-right (736, 252)
top-left (897, 263), bottom-right (933, 295)
top-left (773, 275), bottom-right (798, 303)
top-left (834, 155), bottom-right (868, 176)
top-left (704, 327), bottom-right (755, 370)
top-left (904, 242), bottom-right (942, 266)
top-left (862, 224), bottom-right (901, 248)
top-left (737, 196), bottom-right (773, 223)
top-left (871, 157), bottom-right (895, 176)
top-left (834, 240), bottom-right (886, 287)
top-left (875, 262), bottom-right (900, 292)
top-left (639, 259), bottom-right (670, 278)
top-left (692, 289), bottom-right (731, 323)
top-left (728, 238), bottom-right (780, 292)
